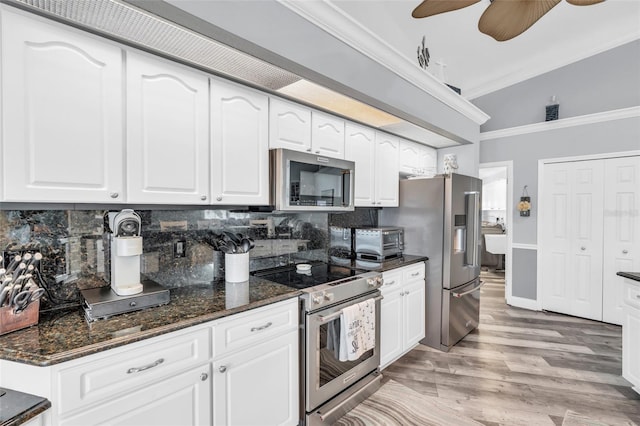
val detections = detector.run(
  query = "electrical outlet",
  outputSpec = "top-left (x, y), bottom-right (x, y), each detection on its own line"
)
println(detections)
top-left (173, 240), bottom-right (187, 258)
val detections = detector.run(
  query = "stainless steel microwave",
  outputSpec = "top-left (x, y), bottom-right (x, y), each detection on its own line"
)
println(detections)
top-left (270, 148), bottom-right (355, 212)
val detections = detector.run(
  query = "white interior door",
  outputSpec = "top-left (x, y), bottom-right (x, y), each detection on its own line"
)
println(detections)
top-left (541, 160), bottom-right (604, 321)
top-left (603, 156), bottom-right (640, 325)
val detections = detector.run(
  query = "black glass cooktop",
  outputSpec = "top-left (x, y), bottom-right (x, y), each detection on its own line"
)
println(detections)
top-left (253, 262), bottom-right (363, 290)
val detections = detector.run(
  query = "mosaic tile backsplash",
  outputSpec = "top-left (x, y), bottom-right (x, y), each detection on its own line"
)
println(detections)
top-left (0, 209), bottom-right (346, 310)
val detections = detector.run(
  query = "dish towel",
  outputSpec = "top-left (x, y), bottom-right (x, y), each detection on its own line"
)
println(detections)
top-left (339, 299), bottom-right (376, 361)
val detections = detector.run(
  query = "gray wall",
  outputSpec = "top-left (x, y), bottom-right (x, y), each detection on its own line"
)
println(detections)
top-left (474, 40), bottom-right (640, 132)
top-left (142, 0), bottom-right (480, 144)
top-left (475, 40), bottom-right (640, 302)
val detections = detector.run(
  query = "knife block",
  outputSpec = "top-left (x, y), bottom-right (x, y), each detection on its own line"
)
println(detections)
top-left (0, 299), bottom-right (40, 335)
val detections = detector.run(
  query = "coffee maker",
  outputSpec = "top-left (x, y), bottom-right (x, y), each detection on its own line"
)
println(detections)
top-left (81, 209), bottom-right (169, 322)
top-left (108, 209), bottom-right (143, 296)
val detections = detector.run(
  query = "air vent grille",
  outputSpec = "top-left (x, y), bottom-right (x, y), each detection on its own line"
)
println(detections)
top-left (8, 0), bottom-right (302, 90)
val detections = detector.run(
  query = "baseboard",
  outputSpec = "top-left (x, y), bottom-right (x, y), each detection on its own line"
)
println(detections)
top-left (507, 296), bottom-right (539, 311)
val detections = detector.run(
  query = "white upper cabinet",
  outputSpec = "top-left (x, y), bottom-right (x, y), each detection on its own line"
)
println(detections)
top-left (126, 52), bottom-right (210, 204)
top-left (269, 98), bottom-right (312, 152)
top-left (374, 132), bottom-right (399, 206)
top-left (345, 124), bottom-right (399, 207)
top-left (1, 8), bottom-right (124, 203)
top-left (399, 139), bottom-right (436, 177)
top-left (311, 111), bottom-right (345, 159)
top-left (345, 123), bottom-right (376, 206)
top-left (210, 77), bottom-right (269, 205)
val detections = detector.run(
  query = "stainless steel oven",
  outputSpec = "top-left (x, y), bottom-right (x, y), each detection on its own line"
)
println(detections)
top-left (305, 291), bottom-right (382, 424)
top-left (253, 264), bottom-right (383, 425)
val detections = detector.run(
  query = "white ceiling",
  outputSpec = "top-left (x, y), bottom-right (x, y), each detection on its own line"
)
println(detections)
top-left (321, 0), bottom-right (640, 99)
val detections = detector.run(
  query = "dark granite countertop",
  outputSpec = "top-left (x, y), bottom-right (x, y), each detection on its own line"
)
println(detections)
top-left (0, 388), bottom-right (50, 426)
top-left (617, 272), bottom-right (640, 282)
top-left (0, 277), bottom-right (299, 367)
top-left (331, 254), bottom-right (429, 272)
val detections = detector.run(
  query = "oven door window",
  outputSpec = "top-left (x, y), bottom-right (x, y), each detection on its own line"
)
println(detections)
top-left (319, 317), bottom-right (373, 387)
top-left (289, 161), bottom-right (350, 207)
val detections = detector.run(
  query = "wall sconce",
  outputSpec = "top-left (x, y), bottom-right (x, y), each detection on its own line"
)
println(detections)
top-left (517, 185), bottom-right (531, 217)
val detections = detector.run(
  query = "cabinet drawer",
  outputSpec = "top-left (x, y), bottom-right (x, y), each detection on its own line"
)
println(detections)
top-left (56, 327), bottom-right (210, 415)
top-left (381, 270), bottom-right (403, 297)
top-left (214, 298), bottom-right (298, 357)
top-left (402, 263), bottom-right (425, 282)
top-left (624, 278), bottom-right (640, 310)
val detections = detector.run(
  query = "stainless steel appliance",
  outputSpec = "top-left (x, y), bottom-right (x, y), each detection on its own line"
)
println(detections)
top-left (329, 226), bottom-right (354, 262)
top-left (380, 174), bottom-right (483, 351)
top-left (253, 262), bottom-right (383, 425)
top-left (354, 227), bottom-right (404, 262)
top-left (270, 148), bottom-right (355, 212)
top-left (81, 209), bottom-right (169, 322)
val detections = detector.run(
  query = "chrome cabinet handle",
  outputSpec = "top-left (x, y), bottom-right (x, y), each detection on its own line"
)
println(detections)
top-left (386, 280), bottom-right (396, 286)
top-left (200, 195), bottom-right (207, 201)
top-left (127, 358), bottom-right (164, 374)
top-left (218, 366), bottom-right (227, 373)
top-left (306, 148), bottom-right (312, 152)
top-left (110, 192), bottom-right (119, 199)
top-left (216, 196), bottom-right (222, 201)
top-left (200, 373), bottom-right (208, 381)
top-left (411, 272), bottom-right (420, 277)
top-left (251, 321), bottom-right (272, 332)
top-left (315, 150), bottom-right (320, 154)
top-left (581, 246), bottom-right (586, 251)
top-left (623, 250), bottom-right (629, 254)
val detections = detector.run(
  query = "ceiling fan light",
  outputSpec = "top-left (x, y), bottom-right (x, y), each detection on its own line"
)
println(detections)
top-left (412, 0), bottom-right (481, 18)
top-left (478, 0), bottom-right (561, 41)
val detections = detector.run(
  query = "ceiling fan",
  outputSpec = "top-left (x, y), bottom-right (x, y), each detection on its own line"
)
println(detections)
top-left (412, 0), bottom-right (605, 41)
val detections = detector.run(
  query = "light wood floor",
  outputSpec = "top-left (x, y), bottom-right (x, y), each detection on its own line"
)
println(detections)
top-left (382, 270), bottom-right (640, 426)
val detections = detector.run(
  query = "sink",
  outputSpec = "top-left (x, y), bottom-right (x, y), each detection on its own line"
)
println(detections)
top-left (484, 234), bottom-right (506, 254)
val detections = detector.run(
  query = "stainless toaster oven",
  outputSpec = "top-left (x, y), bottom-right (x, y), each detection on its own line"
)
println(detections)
top-left (354, 227), bottom-right (404, 261)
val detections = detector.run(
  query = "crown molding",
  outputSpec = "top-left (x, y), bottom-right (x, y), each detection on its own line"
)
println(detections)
top-left (466, 33), bottom-right (640, 99)
top-left (277, 0), bottom-right (490, 125)
top-left (480, 106), bottom-right (640, 141)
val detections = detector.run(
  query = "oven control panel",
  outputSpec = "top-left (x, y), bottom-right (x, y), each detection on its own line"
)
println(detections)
top-left (305, 271), bottom-right (382, 310)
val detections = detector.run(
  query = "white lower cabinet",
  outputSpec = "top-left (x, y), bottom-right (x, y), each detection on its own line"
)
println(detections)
top-left (213, 332), bottom-right (298, 426)
top-left (623, 278), bottom-right (640, 392)
top-left (0, 299), bottom-right (299, 426)
top-left (59, 365), bottom-right (212, 426)
top-left (380, 263), bottom-right (426, 369)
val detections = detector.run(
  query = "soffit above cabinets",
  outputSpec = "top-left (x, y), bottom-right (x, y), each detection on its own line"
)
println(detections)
top-left (2, 0), bottom-right (469, 148)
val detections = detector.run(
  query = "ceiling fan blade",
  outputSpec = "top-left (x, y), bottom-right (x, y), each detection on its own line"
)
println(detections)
top-left (412, 0), bottom-right (480, 18)
top-left (478, 0), bottom-right (561, 41)
top-left (566, 0), bottom-right (605, 5)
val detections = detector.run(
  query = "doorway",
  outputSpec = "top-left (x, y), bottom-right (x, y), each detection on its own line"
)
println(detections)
top-left (479, 162), bottom-right (513, 304)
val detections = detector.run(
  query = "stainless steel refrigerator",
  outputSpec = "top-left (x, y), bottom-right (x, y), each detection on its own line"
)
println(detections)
top-left (380, 173), bottom-right (483, 351)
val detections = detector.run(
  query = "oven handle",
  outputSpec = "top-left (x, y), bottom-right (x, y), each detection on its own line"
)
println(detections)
top-left (452, 280), bottom-right (485, 298)
top-left (316, 295), bottom-right (383, 324)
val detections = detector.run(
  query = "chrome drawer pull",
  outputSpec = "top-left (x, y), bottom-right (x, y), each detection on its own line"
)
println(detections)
top-left (411, 272), bottom-right (420, 277)
top-left (251, 321), bottom-right (273, 332)
top-left (127, 358), bottom-right (164, 374)
top-left (386, 280), bottom-right (396, 286)
top-left (452, 281), bottom-right (485, 298)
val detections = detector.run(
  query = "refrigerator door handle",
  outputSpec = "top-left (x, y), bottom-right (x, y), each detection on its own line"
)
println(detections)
top-left (452, 280), bottom-right (485, 298)
top-left (465, 191), bottom-right (480, 267)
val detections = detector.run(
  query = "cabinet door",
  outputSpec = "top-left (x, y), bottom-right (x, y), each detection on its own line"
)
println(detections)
top-left (311, 111), bottom-right (344, 159)
top-left (403, 280), bottom-right (426, 349)
top-left (380, 290), bottom-right (404, 370)
top-left (420, 146), bottom-right (437, 177)
top-left (603, 156), bottom-right (640, 325)
top-left (1, 9), bottom-right (124, 203)
top-left (374, 132), bottom-right (399, 207)
top-left (398, 140), bottom-right (422, 176)
top-left (541, 161), bottom-right (604, 321)
top-left (213, 332), bottom-right (298, 426)
top-left (269, 98), bottom-right (311, 152)
top-left (623, 307), bottom-right (640, 390)
top-left (59, 365), bottom-right (211, 426)
top-left (127, 52), bottom-right (209, 204)
top-left (345, 123), bottom-right (375, 207)
top-left (210, 78), bottom-right (269, 205)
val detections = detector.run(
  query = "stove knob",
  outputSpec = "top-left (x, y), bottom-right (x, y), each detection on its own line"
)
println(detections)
top-left (375, 276), bottom-right (384, 286)
top-left (324, 293), bottom-right (335, 302)
top-left (367, 278), bottom-right (376, 287)
top-left (312, 295), bottom-right (323, 305)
